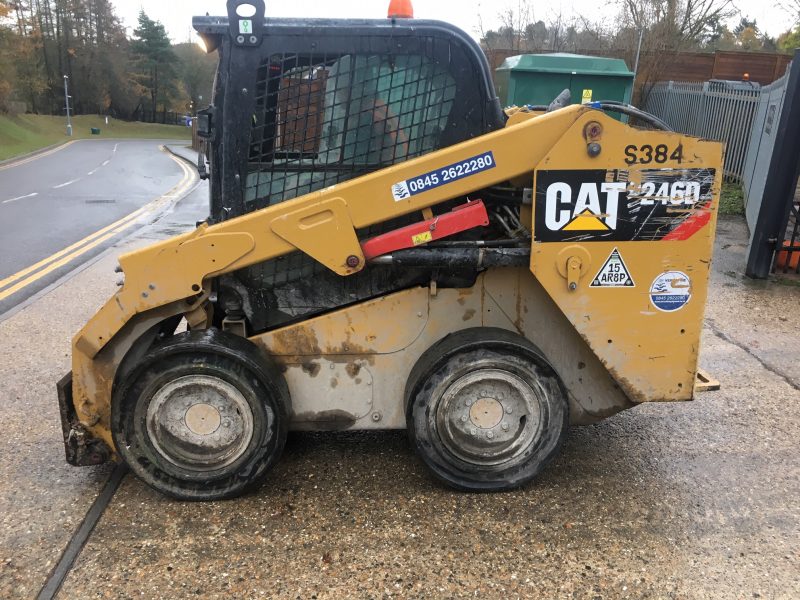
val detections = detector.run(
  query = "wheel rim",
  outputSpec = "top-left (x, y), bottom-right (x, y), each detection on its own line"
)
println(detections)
top-left (435, 368), bottom-right (543, 466)
top-left (146, 374), bottom-right (255, 472)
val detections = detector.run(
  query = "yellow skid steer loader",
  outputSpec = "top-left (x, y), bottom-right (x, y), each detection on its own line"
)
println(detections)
top-left (57, 0), bottom-right (722, 500)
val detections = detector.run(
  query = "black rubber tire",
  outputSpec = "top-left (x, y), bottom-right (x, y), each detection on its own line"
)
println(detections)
top-left (407, 329), bottom-right (568, 491)
top-left (111, 329), bottom-right (289, 501)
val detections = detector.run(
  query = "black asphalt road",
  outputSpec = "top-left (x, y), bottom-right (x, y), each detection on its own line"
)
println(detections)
top-left (0, 139), bottom-right (195, 317)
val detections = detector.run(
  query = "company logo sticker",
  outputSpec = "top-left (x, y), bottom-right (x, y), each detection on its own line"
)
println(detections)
top-left (391, 151), bottom-right (496, 201)
top-left (534, 168), bottom-right (716, 242)
top-left (590, 247), bottom-right (634, 287)
top-left (649, 271), bottom-right (691, 312)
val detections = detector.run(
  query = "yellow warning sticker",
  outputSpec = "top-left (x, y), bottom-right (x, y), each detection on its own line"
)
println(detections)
top-left (412, 231), bottom-right (433, 245)
top-left (581, 89), bottom-right (592, 104)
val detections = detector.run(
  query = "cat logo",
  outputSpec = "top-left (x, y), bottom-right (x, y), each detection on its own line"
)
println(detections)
top-left (544, 181), bottom-right (626, 232)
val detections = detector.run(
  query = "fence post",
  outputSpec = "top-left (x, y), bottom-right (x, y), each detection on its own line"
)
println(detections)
top-left (663, 81), bottom-right (675, 124)
top-left (694, 81), bottom-right (709, 137)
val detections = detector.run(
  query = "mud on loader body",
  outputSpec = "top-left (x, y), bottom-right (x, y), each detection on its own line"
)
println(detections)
top-left (57, 1), bottom-right (723, 500)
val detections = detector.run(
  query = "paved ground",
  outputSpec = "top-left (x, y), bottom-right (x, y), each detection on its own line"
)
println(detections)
top-left (0, 139), bottom-right (192, 315)
top-left (0, 179), bottom-right (797, 598)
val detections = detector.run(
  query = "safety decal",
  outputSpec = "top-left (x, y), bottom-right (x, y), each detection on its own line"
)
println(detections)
top-left (649, 271), bottom-right (691, 312)
top-left (239, 19), bottom-right (252, 34)
top-left (590, 247), bottom-right (634, 287)
top-left (391, 151), bottom-right (496, 201)
top-left (534, 168), bottom-right (715, 242)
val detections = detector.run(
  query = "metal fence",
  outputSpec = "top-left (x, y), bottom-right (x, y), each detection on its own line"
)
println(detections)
top-left (643, 81), bottom-right (762, 181)
top-left (132, 109), bottom-right (186, 126)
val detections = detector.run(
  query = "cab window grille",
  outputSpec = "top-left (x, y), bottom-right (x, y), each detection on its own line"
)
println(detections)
top-left (245, 52), bottom-right (457, 209)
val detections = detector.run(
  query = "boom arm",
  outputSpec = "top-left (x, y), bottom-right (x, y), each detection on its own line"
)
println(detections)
top-left (74, 105), bottom-right (586, 359)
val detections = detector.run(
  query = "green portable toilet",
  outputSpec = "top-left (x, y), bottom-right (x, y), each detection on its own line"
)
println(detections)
top-left (495, 53), bottom-right (634, 115)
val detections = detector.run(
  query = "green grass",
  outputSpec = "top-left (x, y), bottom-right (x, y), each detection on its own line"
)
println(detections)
top-left (0, 113), bottom-right (191, 161)
top-left (719, 180), bottom-right (745, 216)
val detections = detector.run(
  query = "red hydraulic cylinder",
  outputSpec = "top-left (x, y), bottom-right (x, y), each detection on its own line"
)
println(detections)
top-left (360, 200), bottom-right (490, 261)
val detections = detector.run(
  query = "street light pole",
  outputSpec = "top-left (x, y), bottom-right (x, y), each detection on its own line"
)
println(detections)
top-left (63, 75), bottom-right (72, 137)
top-left (633, 27), bottom-right (644, 80)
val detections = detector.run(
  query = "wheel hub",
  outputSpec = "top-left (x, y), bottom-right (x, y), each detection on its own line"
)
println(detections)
top-left (146, 375), bottom-right (254, 472)
top-left (184, 403), bottom-right (222, 435)
top-left (469, 397), bottom-right (504, 429)
top-left (436, 368), bottom-right (542, 466)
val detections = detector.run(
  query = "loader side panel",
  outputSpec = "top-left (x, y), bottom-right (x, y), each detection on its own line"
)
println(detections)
top-left (250, 269), bottom-right (632, 430)
top-left (528, 116), bottom-right (722, 401)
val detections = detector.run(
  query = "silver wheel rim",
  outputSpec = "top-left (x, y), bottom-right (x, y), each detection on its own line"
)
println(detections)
top-left (435, 368), bottom-right (543, 466)
top-left (146, 374), bottom-right (254, 472)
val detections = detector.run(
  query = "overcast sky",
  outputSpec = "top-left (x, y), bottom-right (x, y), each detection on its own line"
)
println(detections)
top-left (114, 0), bottom-right (791, 45)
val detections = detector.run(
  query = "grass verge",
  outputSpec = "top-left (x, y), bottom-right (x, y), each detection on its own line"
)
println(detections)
top-left (0, 113), bottom-right (191, 161)
top-left (719, 180), bottom-right (745, 216)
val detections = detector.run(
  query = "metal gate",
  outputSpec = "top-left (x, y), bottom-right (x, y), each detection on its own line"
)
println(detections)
top-left (743, 50), bottom-right (800, 278)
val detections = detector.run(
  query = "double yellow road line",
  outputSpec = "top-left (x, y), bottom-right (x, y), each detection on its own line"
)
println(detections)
top-left (0, 149), bottom-right (197, 303)
top-left (0, 140), bottom-right (76, 172)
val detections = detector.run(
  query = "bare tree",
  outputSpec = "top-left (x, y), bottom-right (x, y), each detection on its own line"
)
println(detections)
top-left (618, 0), bottom-right (736, 100)
top-left (779, 0), bottom-right (800, 26)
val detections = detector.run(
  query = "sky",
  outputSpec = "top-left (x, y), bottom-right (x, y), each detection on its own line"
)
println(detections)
top-left (114, 0), bottom-right (792, 45)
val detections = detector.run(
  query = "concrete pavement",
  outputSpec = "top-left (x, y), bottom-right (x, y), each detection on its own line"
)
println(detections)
top-left (0, 185), bottom-right (797, 597)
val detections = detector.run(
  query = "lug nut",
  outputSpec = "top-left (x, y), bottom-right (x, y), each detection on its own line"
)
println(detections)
top-left (502, 423), bottom-right (510, 431)
top-left (470, 428), bottom-right (477, 436)
top-left (487, 431), bottom-right (494, 439)
top-left (460, 415), bottom-right (468, 423)
top-left (506, 406), bottom-right (513, 414)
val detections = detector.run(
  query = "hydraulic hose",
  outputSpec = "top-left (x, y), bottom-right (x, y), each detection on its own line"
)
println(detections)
top-left (587, 100), bottom-right (674, 132)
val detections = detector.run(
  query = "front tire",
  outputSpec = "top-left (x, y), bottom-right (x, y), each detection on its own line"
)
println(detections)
top-left (112, 329), bottom-right (289, 501)
top-left (408, 330), bottom-right (568, 491)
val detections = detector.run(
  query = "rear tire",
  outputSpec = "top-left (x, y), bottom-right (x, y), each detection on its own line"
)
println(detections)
top-left (408, 329), bottom-right (568, 491)
top-left (112, 329), bottom-right (289, 500)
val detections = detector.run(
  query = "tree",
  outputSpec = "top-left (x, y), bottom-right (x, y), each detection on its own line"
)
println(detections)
top-left (778, 26), bottom-right (800, 51)
top-left (733, 17), bottom-right (758, 36)
top-left (617, 0), bottom-right (736, 100)
top-left (173, 42), bottom-right (216, 113)
top-left (131, 10), bottom-right (176, 116)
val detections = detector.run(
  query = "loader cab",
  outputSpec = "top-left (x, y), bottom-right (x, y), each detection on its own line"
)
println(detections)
top-left (193, 2), bottom-right (506, 332)
top-left (194, 2), bottom-right (505, 222)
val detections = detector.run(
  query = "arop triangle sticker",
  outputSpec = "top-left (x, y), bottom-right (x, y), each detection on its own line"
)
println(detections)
top-left (590, 247), bottom-right (635, 287)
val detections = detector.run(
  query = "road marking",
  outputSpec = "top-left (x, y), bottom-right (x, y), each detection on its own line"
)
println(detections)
top-left (53, 179), bottom-right (79, 189)
top-left (87, 168), bottom-right (98, 175)
top-left (0, 150), bottom-right (196, 301)
top-left (0, 140), bottom-right (77, 172)
top-left (102, 160), bottom-right (110, 166)
top-left (2, 192), bottom-right (38, 204)
top-left (113, 143), bottom-right (119, 153)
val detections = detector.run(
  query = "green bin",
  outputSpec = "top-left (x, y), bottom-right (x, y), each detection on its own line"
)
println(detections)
top-left (90, 127), bottom-right (101, 135)
top-left (495, 53), bottom-right (634, 118)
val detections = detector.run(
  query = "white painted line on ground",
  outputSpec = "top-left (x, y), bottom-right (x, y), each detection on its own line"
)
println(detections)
top-left (102, 160), bottom-right (110, 166)
top-left (2, 192), bottom-right (38, 204)
top-left (87, 168), bottom-right (98, 175)
top-left (113, 143), bottom-right (119, 153)
top-left (53, 179), bottom-right (79, 189)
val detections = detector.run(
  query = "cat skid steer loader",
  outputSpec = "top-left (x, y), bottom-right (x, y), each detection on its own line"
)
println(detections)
top-left (57, 0), bottom-right (723, 500)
